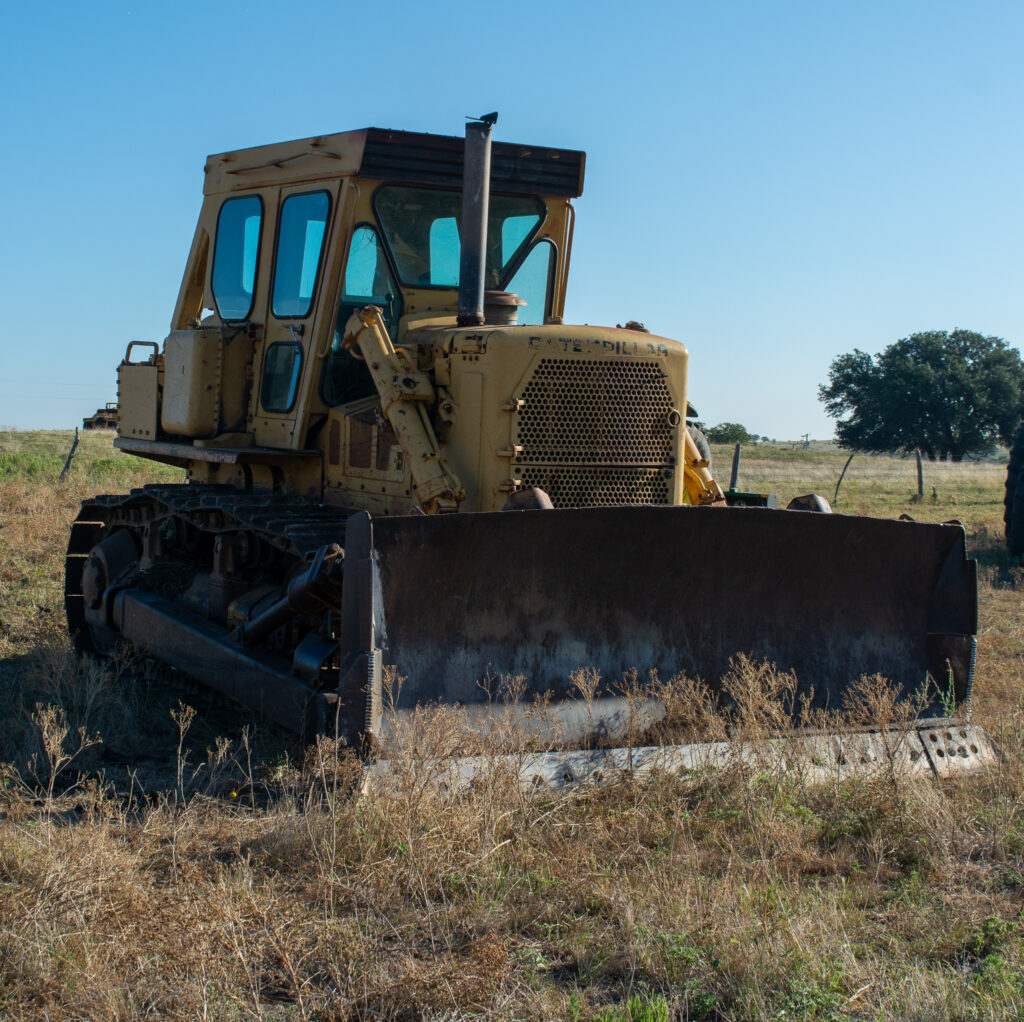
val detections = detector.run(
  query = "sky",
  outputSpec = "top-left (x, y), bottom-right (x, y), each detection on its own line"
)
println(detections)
top-left (1, 0), bottom-right (1021, 440)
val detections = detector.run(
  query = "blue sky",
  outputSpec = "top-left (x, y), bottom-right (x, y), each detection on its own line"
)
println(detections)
top-left (1, 0), bottom-right (1021, 439)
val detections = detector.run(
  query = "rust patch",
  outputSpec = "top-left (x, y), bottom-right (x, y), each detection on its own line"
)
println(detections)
top-left (329, 419), bottom-right (341, 466)
top-left (377, 426), bottom-right (399, 472)
top-left (349, 416), bottom-right (373, 469)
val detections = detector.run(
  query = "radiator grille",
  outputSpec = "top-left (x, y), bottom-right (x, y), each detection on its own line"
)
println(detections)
top-left (516, 358), bottom-right (674, 466)
top-left (519, 467), bottom-right (673, 507)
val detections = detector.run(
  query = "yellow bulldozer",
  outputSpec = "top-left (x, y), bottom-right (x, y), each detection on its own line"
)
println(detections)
top-left (82, 402), bottom-right (118, 430)
top-left (66, 117), bottom-right (990, 783)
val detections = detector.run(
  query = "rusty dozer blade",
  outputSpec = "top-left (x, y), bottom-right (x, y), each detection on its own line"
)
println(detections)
top-left (336, 505), bottom-right (978, 755)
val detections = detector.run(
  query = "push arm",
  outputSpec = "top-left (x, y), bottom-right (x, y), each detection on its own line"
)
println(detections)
top-left (342, 306), bottom-right (465, 513)
top-left (682, 428), bottom-right (726, 505)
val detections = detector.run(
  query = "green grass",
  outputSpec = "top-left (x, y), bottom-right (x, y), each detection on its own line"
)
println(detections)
top-left (0, 429), bottom-right (184, 485)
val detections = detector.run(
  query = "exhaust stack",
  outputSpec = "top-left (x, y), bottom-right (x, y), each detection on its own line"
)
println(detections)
top-left (457, 113), bottom-right (497, 327)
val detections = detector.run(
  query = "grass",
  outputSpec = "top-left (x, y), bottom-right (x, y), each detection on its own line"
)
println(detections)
top-left (2, 434), bottom-right (1024, 1020)
top-left (0, 428), bottom-right (184, 485)
top-left (717, 440), bottom-right (1004, 530)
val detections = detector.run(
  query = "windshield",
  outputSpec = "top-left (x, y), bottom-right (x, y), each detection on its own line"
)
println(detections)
top-left (373, 185), bottom-right (545, 290)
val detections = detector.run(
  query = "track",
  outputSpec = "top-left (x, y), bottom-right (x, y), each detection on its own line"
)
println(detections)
top-left (65, 483), bottom-right (353, 682)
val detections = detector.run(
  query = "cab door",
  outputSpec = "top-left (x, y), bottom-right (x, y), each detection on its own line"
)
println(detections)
top-left (252, 184), bottom-right (338, 450)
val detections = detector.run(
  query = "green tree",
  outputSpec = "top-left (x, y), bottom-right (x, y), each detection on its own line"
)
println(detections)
top-left (705, 422), bottom-right (757, 444)
top-left (819, 330), bottom-right (1024, 461)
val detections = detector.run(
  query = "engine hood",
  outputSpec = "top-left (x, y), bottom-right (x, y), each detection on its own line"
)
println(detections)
top-left (405, 322), bottom-right (688, 361)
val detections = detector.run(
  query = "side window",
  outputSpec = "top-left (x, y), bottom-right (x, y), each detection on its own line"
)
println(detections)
top-left (505, 241), bottom-right (555, 326)
top-left (212, 196), bottom-right (262, 320)
top-left (321, 225), bottom-right (402, 407)
top-left (260, 341), bottom-right (303, 413)
top-left (340, 225), bottom-right (401, 332)
top-left (272, 191), bottom-right (330, 319)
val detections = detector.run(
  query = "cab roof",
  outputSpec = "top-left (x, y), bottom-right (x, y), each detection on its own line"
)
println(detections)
top-left (203, 127), bottom-right (586, 198)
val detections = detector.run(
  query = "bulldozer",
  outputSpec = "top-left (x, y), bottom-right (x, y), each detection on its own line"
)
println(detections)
top-left (82, 402), bottom-right (118, 430)
top-left (66, 117), bottom-right (991, 783)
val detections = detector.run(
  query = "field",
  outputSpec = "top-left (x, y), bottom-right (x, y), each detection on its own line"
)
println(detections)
top-left (1, 431), bottom-right (1023, 1021)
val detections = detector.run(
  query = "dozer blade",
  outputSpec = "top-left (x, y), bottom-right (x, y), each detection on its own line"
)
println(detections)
top-left (336, 506), bottom-right (977, 746)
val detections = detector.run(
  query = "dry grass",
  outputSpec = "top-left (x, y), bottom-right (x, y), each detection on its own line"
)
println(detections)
top-left (2, 435), bottom-right (1024, 1020)
top-left (719, 441), bottom-right (1003, 530)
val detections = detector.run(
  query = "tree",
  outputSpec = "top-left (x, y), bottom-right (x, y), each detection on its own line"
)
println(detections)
top-left (819, 330), bottom-right (1024, 461)
top-left (706, 422), bottom-right (757, 444)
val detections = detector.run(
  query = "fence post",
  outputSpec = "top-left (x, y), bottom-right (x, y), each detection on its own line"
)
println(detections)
top-left (916, 449), bottom-right (924, 499)
top-left (834, 453), bottom-right (854, 505)
top-left (58, 427), bottom-right (80, 484)
top-left (729, 443), bottom-right (741, 490)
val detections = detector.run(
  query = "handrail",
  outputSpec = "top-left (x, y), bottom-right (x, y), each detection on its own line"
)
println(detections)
top-left (123, 340), bottom-right (159, 364)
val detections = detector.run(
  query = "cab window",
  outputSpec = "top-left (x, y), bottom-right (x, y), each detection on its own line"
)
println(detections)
top-left (321, 225), bottom-right (401, 407)
top-left (260, 341), bottom-right (302, 413)
top-left (211, 195), bottom-right (262, 320)
top-left (272, 191), bottom-right (330, 318)
top-left (428, 217), bottom-right (460, 285)
top-left (506, 241), bottom-right (555, 326)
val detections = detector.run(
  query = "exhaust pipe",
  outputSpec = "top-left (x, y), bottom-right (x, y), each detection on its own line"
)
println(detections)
top-left (457, 112), bottom-right (497, 327)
